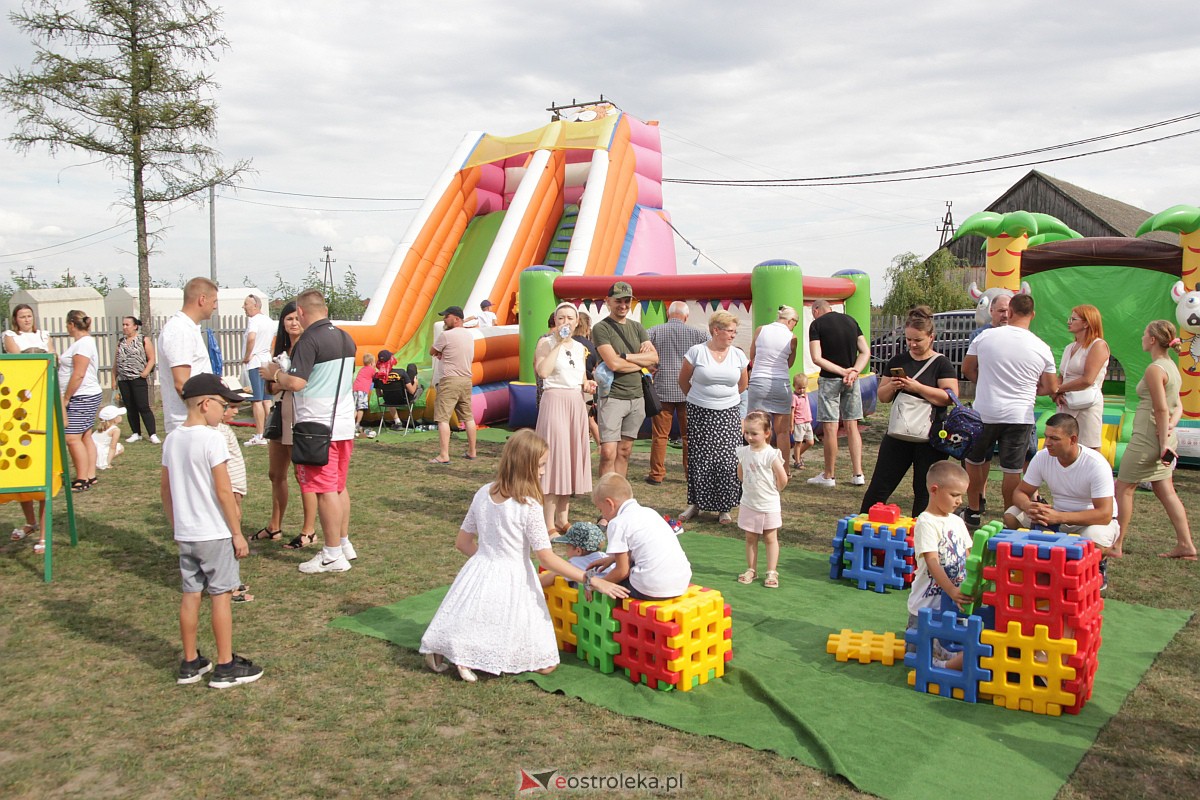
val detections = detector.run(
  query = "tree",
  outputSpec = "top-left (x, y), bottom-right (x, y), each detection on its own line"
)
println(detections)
top-left (0, 0), bottom-right (249, 325)
top-left (267, 265), bottom-right (366, 321)
top-left (881, 249), bottom-right (972, 315)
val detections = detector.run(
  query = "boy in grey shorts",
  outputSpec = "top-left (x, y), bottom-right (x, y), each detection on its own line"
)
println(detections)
top-left (162, 374), bottom-right (263, 689)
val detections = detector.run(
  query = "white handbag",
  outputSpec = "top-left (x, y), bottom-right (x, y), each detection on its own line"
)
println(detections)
top-left (1062, 386), bottom-right (1099, 410)
top-left (886, 357), bottom-right (940, 443)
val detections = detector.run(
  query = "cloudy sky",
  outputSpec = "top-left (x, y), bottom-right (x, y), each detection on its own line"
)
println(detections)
top-left (1, 0), bottom-right (1198, 305)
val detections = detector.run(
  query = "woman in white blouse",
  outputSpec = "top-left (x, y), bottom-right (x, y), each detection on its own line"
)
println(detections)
top-left (59, 310), bottom-right (103, 492)
top-left (3, 304), bottom-right (50, 354)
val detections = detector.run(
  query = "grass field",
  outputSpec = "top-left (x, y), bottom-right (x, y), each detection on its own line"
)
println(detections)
top-left (1, 414), bottom-right (1196, 799)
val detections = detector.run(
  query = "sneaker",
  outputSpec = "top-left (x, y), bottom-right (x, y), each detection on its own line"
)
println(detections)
top-left (149, 434), bottom-right (161, 444)
top-left (807, 472), bottom-right (836, 488)
top-left (341, 540), bottom-right (358, 561)
top-left (850, 474), bottom-right (866, 486)
top-left (177, 652), bottom-right (213, 685)
top-left (298, 552), bottom-right (352, 574)
top-left (365, 429), bottom-right (377, 439)
top-left (644, 476), bottom-right (662, 486)
top-left (208, 654), bottom-right (264, 689)
top-left (1098, 558), bottom-right (1108, 592)
top-left (125, 433), bottom-right (142, 443)
top-left (957, 507), bottom-right (982, 528)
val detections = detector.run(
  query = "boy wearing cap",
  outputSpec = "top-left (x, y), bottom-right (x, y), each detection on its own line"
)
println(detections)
top-left (592, 281), bottom-right (658, 478)
top-left (162, 373), bottom-right (263, 689)
top-left (467, 299), bottom-right (497, 328)
top-left (539, 522), bottom-right (611, 588)
top-left (429, 305), bottom-right (478, 464)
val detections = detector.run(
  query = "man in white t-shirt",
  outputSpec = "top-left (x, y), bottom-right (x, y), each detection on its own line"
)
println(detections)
top-left (158, 277), bottom-right (218, 435)
top-left (960, 293), bottom-right (1058, 527)
top-left (240, 295), bottom-right (275, 446)
top-left (589, 473), bottom-right (691, 600)
top-left (1004, 413), bottom-right (1118, 590)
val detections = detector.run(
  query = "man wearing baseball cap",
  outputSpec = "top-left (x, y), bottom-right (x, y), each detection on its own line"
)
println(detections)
top-left (592, 281), bottom-right (658, 478)
top-left (429, 305), bottom-right (477, 464)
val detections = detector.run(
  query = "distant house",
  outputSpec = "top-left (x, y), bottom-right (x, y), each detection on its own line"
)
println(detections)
top-left (944, 170), bottom-right (1175, 270)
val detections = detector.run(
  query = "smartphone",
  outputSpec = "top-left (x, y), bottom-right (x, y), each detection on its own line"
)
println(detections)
top-left (889, 368), bottom-right (907, 378)
top-left (1162, 449), bottom-right (1177, 466)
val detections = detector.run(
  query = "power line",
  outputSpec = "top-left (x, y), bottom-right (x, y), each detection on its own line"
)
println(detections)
top-left (227, 185), bottom-right (422, 202)
top-left (220, 195), bottom-right (421, 213)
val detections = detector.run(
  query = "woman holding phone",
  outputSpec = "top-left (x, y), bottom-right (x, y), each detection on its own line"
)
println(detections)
top-left (1112, 320), bottom-right (1194, 560)
top-left (858, 306), bottom-right (958, 516)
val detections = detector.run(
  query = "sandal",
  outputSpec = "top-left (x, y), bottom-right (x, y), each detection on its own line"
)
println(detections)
top-left (737, 569), bottom-right (757, 584)
top-left (424, 653), bottom-right (449, 674)
top-left (764, 570), bottom-right (780, 589)
top-left (85, 477), bottom-right (98, 489)
top-left (283, 531), bottom-right (318, 550)
top-left (232, 590), bottom-right (255, 603)
top-left (11, 524), bottom-right (36, 541)
top-left (70, 479), bottom-right (89, 493)
top-left (33, 541), bottom-right (45, 555)
top-left (718, 511), bottom-right (733, 525)
top-left (249, 527), bottom-right (283, 541)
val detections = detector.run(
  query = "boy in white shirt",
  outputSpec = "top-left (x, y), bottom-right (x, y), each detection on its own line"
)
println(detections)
top-left (907, 461), bottom-right (972, 668)
top-left (162, 374), bottom-right (262, 689)
top-left (589, 473), bottom-right (691, 600)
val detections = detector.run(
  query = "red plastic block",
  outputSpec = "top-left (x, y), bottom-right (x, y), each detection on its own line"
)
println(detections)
top-left (868, 503), bottom-right (901, 524)
top-left (613, 600), bottom-right (684, 690)
top-left (982, 540), bottom-right (1102, 638)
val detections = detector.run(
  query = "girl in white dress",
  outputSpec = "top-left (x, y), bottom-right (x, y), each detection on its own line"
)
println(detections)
top-left (420, 430), bottom-right (627, 682)
top-left (735, 411), bottom-right (789, 589)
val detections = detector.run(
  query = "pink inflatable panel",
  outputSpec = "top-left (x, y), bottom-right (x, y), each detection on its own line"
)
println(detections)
top-left (623, 209), bottom-right (676, 276)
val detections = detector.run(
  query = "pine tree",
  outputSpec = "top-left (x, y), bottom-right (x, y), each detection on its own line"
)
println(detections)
top-left (1, 0), bottom-right (249, 323)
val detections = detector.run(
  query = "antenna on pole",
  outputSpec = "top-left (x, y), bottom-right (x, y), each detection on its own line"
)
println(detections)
top-left (546, 95), bottom-right (615, 121)
top-left (937, 201), bottom-right (956, 247)
top-left (321, 246), bottom-right (336, 298)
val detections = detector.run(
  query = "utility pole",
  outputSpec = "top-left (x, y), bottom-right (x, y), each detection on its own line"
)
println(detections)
top-left (209, 185), bottom-right (217, 284)
top-left (937, 201), bottom-right (956, 248)
top-left (321, 246), bottom-right (336, 298)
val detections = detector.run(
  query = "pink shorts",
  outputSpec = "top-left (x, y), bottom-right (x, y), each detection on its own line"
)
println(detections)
top-left (738, 505), bottom-right (782, 534)
top-left (295, 439), bottom-right (353, 494)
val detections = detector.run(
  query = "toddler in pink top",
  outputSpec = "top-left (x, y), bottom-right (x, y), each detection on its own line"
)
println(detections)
top-left (353, 353), bottom-right (376, 435)
top-left (790, 374), bottom-right (815, 469)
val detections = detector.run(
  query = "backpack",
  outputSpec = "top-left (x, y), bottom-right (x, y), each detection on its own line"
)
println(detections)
top-left (930, 389), bottom-right (983, 460)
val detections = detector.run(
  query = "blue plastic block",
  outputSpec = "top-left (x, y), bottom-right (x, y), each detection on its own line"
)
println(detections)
top-left (904, 608), bottom-right (993, 703)
top-left (986, 529), bottom-right (1086, 561)
top-left (830, 515), bottom-right (854, 580)
top-left (843, 522), bottom-right (915, 593)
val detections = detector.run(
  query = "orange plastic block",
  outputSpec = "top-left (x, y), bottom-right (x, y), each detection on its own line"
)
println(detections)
top-left (543, 576), bottom-right (579, 652)
top-left (826, 629), bottom-right (906, 665)
top-left (620, 585), bottom-right (732, 691)
top-left (979, 621), bottom-right (1078, 716)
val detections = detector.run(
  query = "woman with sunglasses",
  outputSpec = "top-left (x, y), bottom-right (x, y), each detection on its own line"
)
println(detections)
top-left (534, 302), bottom-right (596, 534)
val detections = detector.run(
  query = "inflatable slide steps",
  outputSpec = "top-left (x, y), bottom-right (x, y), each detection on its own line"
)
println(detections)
top-left (544, 203), bottom-right (580, 268)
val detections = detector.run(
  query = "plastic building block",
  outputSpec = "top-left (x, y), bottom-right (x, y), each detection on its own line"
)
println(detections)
top-left (830, 515), bottom-right (854, 580)
top-left (868, 503), bottom-right (901, 524)
top-left (1062, 613), bottom-right (1103, 714)
top-left (826, 629), bottom-right (906, 665)
top-left (960, 520), bottom-right (1004, 612)
top-left (987, 528), bottom-right (1088, 561)
top-left (543, 575), bottom-right (579, 653)
top-left (979, 621), bottom-right (1078, 716)
top-left (983, 540), bottom-right (1102, 638)
top-left (904, 608), bottom-right (992, 703)
top-left (614, 586), bottom-right (732, 692)
top-left (844, 522), bottom-right (914, 593)
top-left (573, 591), bottom-right (621, 673)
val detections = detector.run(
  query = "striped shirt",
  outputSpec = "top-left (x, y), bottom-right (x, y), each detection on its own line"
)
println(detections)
top-left (648, 319), bottom-right (710, 404)
top-left (115, 334), bottom-right (150, 380)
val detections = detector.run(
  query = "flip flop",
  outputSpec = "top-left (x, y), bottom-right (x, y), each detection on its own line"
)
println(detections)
top-left (1158, 551), bottom-right (1199, 560)
top-left (429, 458), bottom-right (451, 465)
top-left (463, 453), bottom-right (477, 460)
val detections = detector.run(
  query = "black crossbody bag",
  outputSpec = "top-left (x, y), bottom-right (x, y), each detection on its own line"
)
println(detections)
top-left (291, 329), bottom-right (350, 467)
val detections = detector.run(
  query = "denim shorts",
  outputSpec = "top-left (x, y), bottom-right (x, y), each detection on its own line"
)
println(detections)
top-left (816, 377), bottom-right (863, 424)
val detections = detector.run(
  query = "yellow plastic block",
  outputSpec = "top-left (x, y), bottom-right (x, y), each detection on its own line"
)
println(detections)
top-left (979, 621), bottom-right (1078, 716)
top-left (543, 576), bottom-right (579, 651)
top-left (906, 670), bottom-right (964, 700)
top-left (628, 585), bottom-right (732, 692)
top-left (826, 629), bottom-right (906, 665)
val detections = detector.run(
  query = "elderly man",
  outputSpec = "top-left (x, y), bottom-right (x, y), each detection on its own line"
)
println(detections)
top-left (961, 293), bottom-right (1058, 527)
top-left (240, 294), bottom-right (276, 446)
top-left (807, 299), bottom-right (870, 488)
top-left (260, 290), bottom-right (358, 574)
top-left (645, 301), bottom-right (708, 486)
top-left (429, 305), bottom-right (478, 465)
top-left (1004, 413), bottom-right (1118, 590)
top-left (592, 281), bottom-right (659, 478)
top-left (158, 277), bottom-right (217, 435)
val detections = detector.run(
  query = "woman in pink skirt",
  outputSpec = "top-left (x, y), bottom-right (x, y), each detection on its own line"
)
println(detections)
top-left (534, 302), bottom-right (596, 533)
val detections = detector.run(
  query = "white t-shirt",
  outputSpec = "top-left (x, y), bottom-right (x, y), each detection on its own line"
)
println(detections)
top-left (605, 498), bottom-right (692, 597)
top-left (157, 311), bottom-right (212, 434)
top-left (243, 312), bottom-right (276, 369)
top-left (683, 343), bottom-right (749, 410)
top-left (3, 328), bottom-right (50, 352)
top-left (907, 511), bottom-right (972, 615)
top-left (59, 335), bottom-right (102, 397)
top-left (737, 444), bottom-right (783, 513)
top-left (1022, 446), bottom-right (1117, 518)
top-left (161, 424), bottom-right (233, 542)
top-left (477, 310), bottom-right (497, 328)
top-left (966, 325), bottom-right (1055, 424)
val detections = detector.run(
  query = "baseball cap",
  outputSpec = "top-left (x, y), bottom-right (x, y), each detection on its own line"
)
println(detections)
top-left (181, 373), bottom-right (251, 402)
top-left (608, 281), bottom-right (634, 299)
top-left (377, 349), bottom-right (393, 363)
top-left (98, 405), bottom-right (127, 422)
top-left (480, 299), bottom-right (493, 308)
top-left (551, 521), bottom-right (605, 552)
top-left (438, 306), bottom-right (465, 319)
